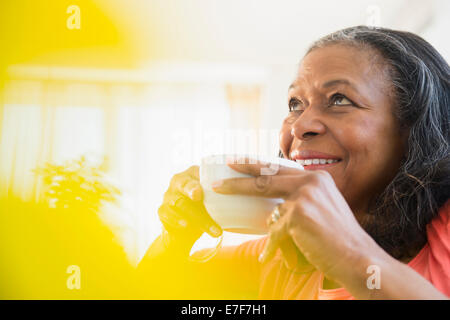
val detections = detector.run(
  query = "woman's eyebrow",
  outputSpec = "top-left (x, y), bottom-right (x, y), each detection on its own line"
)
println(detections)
top-left (288, 79), bottom-right (360, 93)
top-left (322, 79), bottom-right (359, 93)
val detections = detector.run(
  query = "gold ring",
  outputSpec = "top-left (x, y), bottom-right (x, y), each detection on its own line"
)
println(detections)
top-left (271, 204), bottom-right (282, 224)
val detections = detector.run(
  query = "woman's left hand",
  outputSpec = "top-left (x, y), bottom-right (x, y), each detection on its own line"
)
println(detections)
top-left (211, 158), bottom-right (377, 283)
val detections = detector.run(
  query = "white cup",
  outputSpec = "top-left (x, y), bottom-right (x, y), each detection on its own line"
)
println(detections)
top-left (199, 154), bottom-right (304, 235)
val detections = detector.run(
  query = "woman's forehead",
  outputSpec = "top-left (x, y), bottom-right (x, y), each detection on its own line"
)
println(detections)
top-left (291, 44), bottom-right (387, 91)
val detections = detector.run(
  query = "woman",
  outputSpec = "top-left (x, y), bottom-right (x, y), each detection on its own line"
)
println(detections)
top-left (137, 26), bottom-right (450, 299)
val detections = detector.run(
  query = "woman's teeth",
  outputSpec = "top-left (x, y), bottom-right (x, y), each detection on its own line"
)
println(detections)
top-left (295, 159), bottom-right (339, 166)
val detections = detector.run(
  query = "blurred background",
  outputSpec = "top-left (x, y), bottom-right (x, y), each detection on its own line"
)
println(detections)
top-left (0, 0), bottom-right (449, 298)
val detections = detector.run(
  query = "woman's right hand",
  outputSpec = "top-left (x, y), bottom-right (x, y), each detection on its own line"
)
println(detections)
top-left (158, 165), bottom-right (223, 251)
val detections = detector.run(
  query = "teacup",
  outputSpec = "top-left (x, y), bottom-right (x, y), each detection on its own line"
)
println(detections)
top-left (199, 154), bottom-right (304, 234)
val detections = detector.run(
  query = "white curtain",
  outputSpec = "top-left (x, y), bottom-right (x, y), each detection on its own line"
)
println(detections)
top-left (0, 69), bottom-right (272, 265)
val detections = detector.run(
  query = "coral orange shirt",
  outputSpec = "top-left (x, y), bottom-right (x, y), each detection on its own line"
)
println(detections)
top-left (215, 200), bottom-right (450, 299)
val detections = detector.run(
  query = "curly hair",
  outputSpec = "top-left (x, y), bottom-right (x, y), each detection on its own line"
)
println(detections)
top-left (281, 26), bottom-right (450, 260)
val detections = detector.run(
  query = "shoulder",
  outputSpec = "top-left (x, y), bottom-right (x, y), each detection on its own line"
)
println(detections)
top-left (420, 199), bottom-right (450, 267)
top-left (414, 199), bottom-right (450, 297)
top-left (426, 199), bottom-right (450, 241)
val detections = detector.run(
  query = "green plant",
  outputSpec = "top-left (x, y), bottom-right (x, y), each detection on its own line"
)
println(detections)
top-left (35, 156), bottom-right (121, 213)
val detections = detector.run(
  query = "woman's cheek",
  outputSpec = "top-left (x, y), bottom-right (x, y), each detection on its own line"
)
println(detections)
top-left (336, 115), bottom-right (375, 158)
top-left (337, 119), bottom-right (390, 200)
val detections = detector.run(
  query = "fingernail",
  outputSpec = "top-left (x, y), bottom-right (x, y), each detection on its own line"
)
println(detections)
top-left (211, 180), bottom-right (223, 189)
top-left (178, 219), bottom-right (187, 227)
top-left (209, 225), bottom-right (221, 237)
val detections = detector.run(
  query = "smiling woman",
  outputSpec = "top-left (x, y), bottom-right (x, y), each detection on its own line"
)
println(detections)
top-left (281, 42), bottom-right (411, 259)
top-left (136, 26), bottom-right (450, 300)
top-left (295, 27), bottom-right (450, 262)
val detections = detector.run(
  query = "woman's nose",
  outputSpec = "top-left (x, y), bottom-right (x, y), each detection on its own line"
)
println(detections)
top-left (290, 107), bottom-right (326, 141)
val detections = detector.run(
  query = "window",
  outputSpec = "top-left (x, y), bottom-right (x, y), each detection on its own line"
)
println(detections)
top-left (0, 64), bottom-right (270, 265)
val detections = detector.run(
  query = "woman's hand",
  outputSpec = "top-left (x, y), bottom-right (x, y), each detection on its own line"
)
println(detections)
top-left (158, 165), bottom-right (222, 252)
top-left (211, 158), bottom-right (376, 283)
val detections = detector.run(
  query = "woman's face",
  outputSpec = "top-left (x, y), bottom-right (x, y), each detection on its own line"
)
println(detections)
top-left (280, 44), bottom-right (406, 217)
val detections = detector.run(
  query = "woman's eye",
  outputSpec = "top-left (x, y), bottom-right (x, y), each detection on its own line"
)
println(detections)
top-left (288, 98), bottom-right (303, 112)
top-left (330, 94), bottom-right (353, 106)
